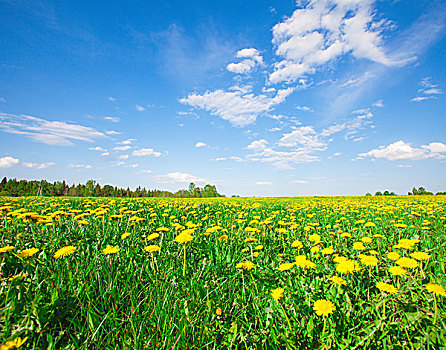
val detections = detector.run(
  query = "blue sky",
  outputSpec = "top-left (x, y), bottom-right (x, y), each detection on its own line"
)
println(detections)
top-left (1, 0), bottom-right (445, 196)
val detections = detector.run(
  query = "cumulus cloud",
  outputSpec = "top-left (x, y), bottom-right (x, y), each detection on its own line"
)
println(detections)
top-left (180, 87), bottom-right (295, 127)
top-left (104, 116), bottom-right (120, 122)
top-left (113, 145), bottom-right (131, 151)
top-left (22, 162), bottom-right (55, 169)
top-left (372, 99), bottom-right (384, 107)
top-left (269, 0), bottom-right (405, 84)
top-left (0, 156), bottom-right (19, 168)
top-left (89, 146), bottom-right (107, 151)
top-left (358, 140), bottom-right (446, 160)
top-left (118, 154), bottom-right (129, 159)
top-left (195, 142), bottom-right (206, 148)
top-left (278, 126), bottom-right (327, 149)
top-left (246, 139), bottom-right (269, 150)
top-left (69, 164), bottom-right (92, 169)
top-left (256, 181), bottom-right (272, 185)
top-left (0, 112), bottom-right (106, 146)
top-left (226, 48), bottom-right (263, 74)
top-left (132, 148), bottom-right (162, 157)
top-left (105, 130), bottom-right (121, 135)
top-left (154, 172), bottom-right (207, 184)
top-left (292, 180), bottom-right (308, 184)
top-left (136, 105), bottom-right (146, 112)
top-left (117, 139), bottom-right (136, 145)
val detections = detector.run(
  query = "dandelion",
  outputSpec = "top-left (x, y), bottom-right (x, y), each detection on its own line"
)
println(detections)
top-left (218, 235), bottom-right (228, 241)
top-left (321, 247), bottom-right (334, 255)
top-left (175, 232), bottom-right (193, 244)
top-left (336, 260), bottom-right (359, 275)
top-left (387, 252), bottom-right (400, 260)
top-left (18, 248), bottom-right (39, 258)
top-left (144, 245), bottom-right (161, 253)
top-left (291, 240), bottom-right (303, 248)
top-left (361, 237), bottom-right (372, 243)
top-left (329, 276), bottom-right (347, 286)
top-left (360, 255), bottom-right (378, 267)
top-left (396, 257), bottom-right (418, 269)
top-left (310, 246), bottom-right (320, 253)
top-left (313, 299), bottom-right (336, 317)
top-left (216, 308), bottom-right (222, 316)
top-left (147, 232), bottom-right (160, 240)
top-left (278, 262), bottom-right (295, 272)
top-left (236, 261), bottom-right (255, 270)
top-left (389, 266), bottom-right (408, 276)
top-left (54, 246), bottom-right (76, 259)
top-left (0, 246), bottom-right (15, 254)
top-left (426, 284), bottom-right (445, 297)
top-left (102, 245), bottom-right (120, 255)
top-left (255, 245), bottom-right (263, 250)
top-left (244, 237), bottom-right (257, 243)
top-left (364, 222), bottom-right (376, 227)
top-left (1, 337), bottom-right (28, 349)
top-left (376, 282), bottom-right (398, 294)
top-left (353, 242), bottom-right (365, 250)
top-left (410, 251), bottom-right (431, 261)
top-left (121, 232), bottom-right (131, 239)
top-left (271, 287), bottom-right (284, 302)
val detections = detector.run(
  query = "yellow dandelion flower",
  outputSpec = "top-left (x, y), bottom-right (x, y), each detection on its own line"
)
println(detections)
top-left (291, 240), bottom-right (303, 248)
top-left (353, 242), bottom-right (365, 250)
top-left (19, 248), bottom-right (39, 258)
top-left (333, 256), bottom-right (347, 264)
top-left (216, 308), bottom-right (222, 316)
top-left (156, 227), bottom-right (169, 232)
top-left (244, 237), bottom-right (257, 243)
top-left (121, 232), bottom-right (131, 240)
top-left (102, 245), bottom-right (120, 255)
top-left (369, 250), bottom-right (378, 255)
top-left (309, 234), bottom-right (321, 242)
top-left (310, 246), bottom-right (320, 253)
top-left (253, 252), bottom-right (260, 258)
top-left (336, 260), bottom-right (359, 275)
top-left (54, 246), bottom-right (76, 259)
top-left (144, 245), bottom-right (161, 253)
top-left (389, 266), bottom-right (408, 276)
top-left (313, 299), bottom-right (336, 317)
top-left (255, 245), bottom-right (263, 250)
top-left (410, 251), bottom-right (431, 261)
top-left (0, 246), bottom-right (15, 254)
top-left (147, 233), bottom-right (160, 240)
top-left (426, 284), bottom-right (445, 296)
top-left (271, 287), bottom-right (284, 302)
top-left (175, 232), bottom-right (193, 244)
top-left (360, 255), bottom-right (378, 267)
top-left (321, 247), bottom-right (334, 255)
top-left (364, 222), bottom-right (376, 228)
top-left (329, 276), bottom-right (347, 286)
top-left (278, 262), bottom-right (295, 272)
top-left (1, 337), bottom-right (28, 349)
top-left (361, 237), bottom-right (372, 243)
top-left (376, 282), bottom-right (398, 294)
top-left (396, 257), bottom-right (418, 269)
top-left (218, 235), bottom-right (228, 241)
top-left (387, 252), bottom-right (400, 260)
top-left (241, 248), bottom-right (248, 253)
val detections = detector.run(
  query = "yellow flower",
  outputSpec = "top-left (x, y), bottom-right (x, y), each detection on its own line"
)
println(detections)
top-left (396, 257), bottom-right (418, 269)
top-left (156, 227), bottom-right (169, 232)
top-left (336, 260), bottom-right (359, 275)
top-left (271, 287), bottom-right (284, 302)
top-left (309, 234), bottom-right (321, 242)
top-left (236, 260), bottom-right (255, 270)
top-left (313, 299), bottom-right (336, 317)
top-left (244, 237), bottom-right (257, 243)
top-left (147, 233), bottom-right (160, 240)
top-left (310, 246), bottom-right (320, 253)
top-left (0, 246), bottom-right (15, 254)
top-left (364, 222), bottom-right (376, 227)
top-left (389, 266), bottom-right (408, 276)
top-left (144, 245), bottom-right (161, 253)
top-left (321, 247), bottom-right (334, 255)
top-left (361, 237), bottom-right (372, 243)
top-left (255, 245), bottom-right (263, 250)
top-left (291, 240), bottom-right (303, 248)
top-left (1, 336), bottom-right (28, 349)
top-left (329, 276), bottom-right (347, 286)
top-left (54, 246), bottom-right (76, 259)
top-left (376, 282), bottom-right (398, 294)
top-left (278, 262), bottom-right (295, 271)
top-left (19, 248), bottom-right (39, 258)
top-left (369, 250), bottom-right (378, 255)
top-left (426, 284), bottom-right (445, 296)
top-left (102, 245), bottom-right (120, 255)
top-left (253, 252), bottom-right (260, 258)
top-left (360, 255), bottom-right (378, 267)
top-left (218, 235), bottom-right (228, 241)
top-left (175, 232), bottom-right (193, 244)
top-left (241, 248), bottom-right (248, 253)
top-left (353, 242), bottom-right (365, 250)
top-left (216, 308), bottom-right (222, 316)
top-left (121, 232), bottom-right (131, 239)
top-left (410, 251), bottom-right (431, 261)
top-left (387, 252), bottom-right (400, 260)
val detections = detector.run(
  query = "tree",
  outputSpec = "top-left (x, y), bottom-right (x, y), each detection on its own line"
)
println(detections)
top-left (365, 193), bottom-right (372, 196)
top-left (188, 183), bottom-right (196, 196)
top-left (375, 191), bottom-right (383, 196)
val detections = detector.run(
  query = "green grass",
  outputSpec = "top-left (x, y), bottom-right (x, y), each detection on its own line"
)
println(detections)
top-left (1, 196), bottom-right (446, 349)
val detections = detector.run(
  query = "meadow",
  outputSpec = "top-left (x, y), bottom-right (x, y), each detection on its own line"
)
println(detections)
top-left (1, 195), bottom-right (445, 349)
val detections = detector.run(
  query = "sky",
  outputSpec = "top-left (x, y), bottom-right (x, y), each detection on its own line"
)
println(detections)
top-left (0, 0), bottom-right (445, 197)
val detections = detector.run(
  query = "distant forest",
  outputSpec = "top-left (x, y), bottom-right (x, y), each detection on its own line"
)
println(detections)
top-left (0, 177), bottom-right (224, 198)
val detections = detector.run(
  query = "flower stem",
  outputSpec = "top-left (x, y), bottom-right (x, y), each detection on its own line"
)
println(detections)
top-left (280, 302), bottom-right (292, 331)
top-left (183, 245), bottom-right (186, 277)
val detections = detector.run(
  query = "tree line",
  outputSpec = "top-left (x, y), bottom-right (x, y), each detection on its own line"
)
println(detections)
top-left (0, 177), bottom-right (224, 198)
top-left (365, 187), bottom-right (446, 196)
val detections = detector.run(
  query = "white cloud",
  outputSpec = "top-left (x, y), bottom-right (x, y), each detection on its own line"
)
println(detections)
top-left (195, 142), bottom-right (207, 148)
top-left (115, 161), bottom-right (125, 166)
top-left (101, 152), bottom-right (110, 156)
top-left (291, 180), bottom-right (308, 184)
top-left (108, 97), bottom-right (117, 103)
top-left (117, 139), bottom-right (135, 145)
top-left (215, 157), bottom-right (227, 161)
top-left (410, 96), bottom-right (434, 102)
top-left (0, 97), bottom-right (6, 102)
top-left (154, 172), bottom-right (207, 184)
top-left (69, 164), bottom-right (92, 169)
top-left (89, 146), bottom-right (106, 151)
top-left (359, 140), bottom-right (446, 161)
top-left (278, 126), bottom-right (327, 149)
top-left (129, 164), bottom-right (138, 168)
top-left (256, 181), bottom-right (272, 185)
top-left (118, 154), bottom-right (129, 159)
top-left (104, 116), bottom-right (120, 123)
top-left (333, 152), bottom-right (341, 156)
top-left (246, 139), bottom-right (268, 150)
top-left (22, 162), bottom-right (55, 169)
top-left (226, 48), bottom-right (263, 74)
top-left (0, 112), bottom-right (106, 146)
top-left (180, 87), bottom-right (295, 127)
top-left (139, 169), bottom-right (153, 174)
top-left (398, 164), bottom-right (412, 168)
top-left (296, 106), bottom-right (312, 112)
top-left (105, 130), bottom-right (121, 135)
top-left (132, 148), bottom-right (162, 157)
top-left (136, 105), bottom-right (146, 112)
top-left (372, 99), bottom-right (384, 107)
top-left (412, 77), bottom-right (442, 101)
top-left (0, 156), bottom-right (19, 168)
top-left (269, 0), bottom-right (405, 84)
top-left (113, 145), bottom-right (131, 151)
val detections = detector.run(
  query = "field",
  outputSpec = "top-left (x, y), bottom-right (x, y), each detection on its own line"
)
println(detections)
top-left (1, 196), bottom-right (446, 349)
